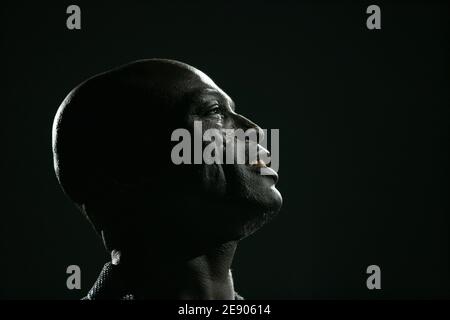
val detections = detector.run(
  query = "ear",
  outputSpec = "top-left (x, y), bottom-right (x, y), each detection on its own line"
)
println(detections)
top-left (100, 229), bottom-right (112, 253)
top-left (80, 202), bottom-right (103, 238)
top-left (79, 173), bottom-right (123, 237)
top-left (80, 174), bottom-right (142, 253)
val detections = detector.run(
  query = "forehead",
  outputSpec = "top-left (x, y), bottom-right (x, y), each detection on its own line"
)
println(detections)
top-left (185, 69), bottom-right (233, 104)
top-left (104, 60), bottom-right (235, 112)
top-left (191, 67), bottom-right (217, 89)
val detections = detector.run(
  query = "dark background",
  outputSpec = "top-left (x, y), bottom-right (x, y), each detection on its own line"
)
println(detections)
top-left (1, 0), bottom-right (449, 299)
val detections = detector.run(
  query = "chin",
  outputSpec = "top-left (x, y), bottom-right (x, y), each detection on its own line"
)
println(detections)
top-left (266, 185), bottom-right (283, 211)
top-left (232, 187), bottom-right (283, 239)
top-left (248, 182), bottom-right (283, 214)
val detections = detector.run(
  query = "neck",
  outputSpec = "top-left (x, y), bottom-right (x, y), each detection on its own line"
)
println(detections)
top-left (110, 240), bottom-right (238, 299)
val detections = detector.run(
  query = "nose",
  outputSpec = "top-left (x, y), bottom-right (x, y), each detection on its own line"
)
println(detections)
top-left (231, 113), bottom-right (265, 143)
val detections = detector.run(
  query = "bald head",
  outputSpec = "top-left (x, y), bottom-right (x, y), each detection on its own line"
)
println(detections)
top-left (52, 59), bottom-right (281, 255)
top-left (53, 59), bottom-right (221, 206)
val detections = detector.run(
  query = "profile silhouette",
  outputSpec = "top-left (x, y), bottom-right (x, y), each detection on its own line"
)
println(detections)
top-left (52, 59), bottom-right (282, 299)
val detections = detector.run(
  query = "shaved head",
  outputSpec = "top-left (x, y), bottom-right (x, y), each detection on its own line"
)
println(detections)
top-left (52, 59), bottom-right (282, 257)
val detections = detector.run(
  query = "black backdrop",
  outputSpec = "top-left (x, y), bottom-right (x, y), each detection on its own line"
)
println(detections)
top-left (1, 0), bottom-right (449, 299)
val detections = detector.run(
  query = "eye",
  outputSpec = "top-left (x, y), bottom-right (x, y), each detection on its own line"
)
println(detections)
top-left (205, 103), bottom-right (222, 116)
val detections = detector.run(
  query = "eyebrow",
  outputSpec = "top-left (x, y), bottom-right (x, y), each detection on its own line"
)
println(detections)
top-left (191, 88), bottom-right (235, 111)
top-left (201, 88), bottom-right (221, 95)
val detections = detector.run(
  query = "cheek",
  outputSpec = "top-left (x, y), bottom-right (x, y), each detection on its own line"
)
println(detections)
top-left (201, 164), bottom-right (227, 196)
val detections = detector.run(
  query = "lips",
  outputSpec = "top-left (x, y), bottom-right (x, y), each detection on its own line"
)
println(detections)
top-left (249, 159), bottom-right (267, 168)
top-left (248, 159), bottom-right (278, 184)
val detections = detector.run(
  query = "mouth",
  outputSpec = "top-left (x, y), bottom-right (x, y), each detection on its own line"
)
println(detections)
top-left (239, 143), bottom-right (279, 183)
top-left (248, 159), bottom-right (278, 184)
top-left (249, 159), bottom-right (267, 168)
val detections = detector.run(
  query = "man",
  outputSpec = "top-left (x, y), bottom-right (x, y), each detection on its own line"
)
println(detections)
top-left (52, 59), bottom-right (282, 299)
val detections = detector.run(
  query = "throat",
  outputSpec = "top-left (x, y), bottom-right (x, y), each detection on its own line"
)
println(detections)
top-left (111, 240), bottom-right (238, 300)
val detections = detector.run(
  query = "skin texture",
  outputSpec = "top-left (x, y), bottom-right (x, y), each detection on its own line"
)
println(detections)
top-left (52, 59), bottom-right (282, 299)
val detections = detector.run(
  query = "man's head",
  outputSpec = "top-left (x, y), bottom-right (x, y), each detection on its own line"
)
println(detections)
top-left (52, 59), bottom-right (282, 258)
